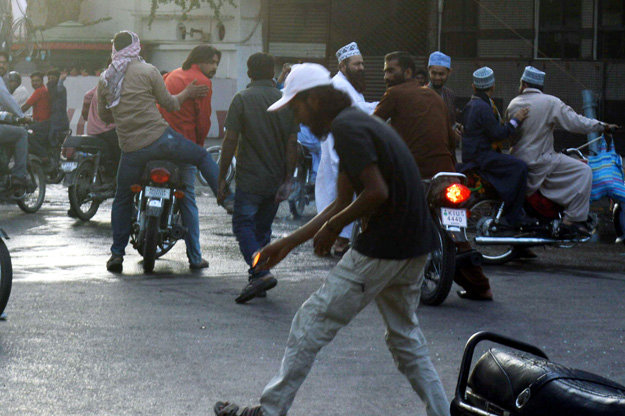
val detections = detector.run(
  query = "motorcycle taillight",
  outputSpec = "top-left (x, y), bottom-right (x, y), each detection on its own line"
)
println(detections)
top-left (445, 183), bottom-right (471, 205)
top-left (63, 147), bottom-right (76, 160)
top-left (150, 168), bottom-right (170, 184)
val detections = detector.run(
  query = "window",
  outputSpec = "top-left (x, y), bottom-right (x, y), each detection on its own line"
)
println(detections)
top-left (441, 0), bottom-right (478, 58)
top-left (537, 0), bottom-right (582, 59)
top-left (598, 0), bottom-right (625, 59)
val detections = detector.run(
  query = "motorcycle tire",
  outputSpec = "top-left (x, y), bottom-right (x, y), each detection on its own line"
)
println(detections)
top-left (421, 219), bottom-right (455, 306)
top-left (68, 160), bottom-right (101, 221)
top-left (465, 198), bottom-right (517, 265)
top-left (199, 146), bottom-right (235, 188)
top-left (0, 238), bottom-right (12, 316)
top-left (142, 215), bottom-right (159, 273)
top-left (289, 163), bottom-right (309, 219)
top-left (614, 203), bottom-right (625, 246)
top-left (17, 159), bottom-right (46, 213)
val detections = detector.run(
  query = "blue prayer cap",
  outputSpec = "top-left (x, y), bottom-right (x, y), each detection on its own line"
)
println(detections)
top-left (521, 66), bottom-right (545, 86)
top-left (428, 51), bottom-right (451, 68)
top-left (473, 67), bottom-right (495, 89)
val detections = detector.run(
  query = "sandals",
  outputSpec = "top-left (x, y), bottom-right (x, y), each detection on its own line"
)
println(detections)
top-left (214, 402), bottom-right (263, 416)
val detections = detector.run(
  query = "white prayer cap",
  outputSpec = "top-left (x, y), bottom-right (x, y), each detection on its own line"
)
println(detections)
top-left (267, 63), bottom-right (333, 112)
top-left (521, 66), bottom-right (545, 86)
top-left (428, 51), bottom-right (451, 68)
top-left (473, 67), bottom-right (495, 89)
top-left (336, 42), bottom-right (361, 63)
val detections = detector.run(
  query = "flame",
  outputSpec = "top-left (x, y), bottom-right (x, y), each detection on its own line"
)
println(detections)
top-left (252, 252), bottom-right (261, 268)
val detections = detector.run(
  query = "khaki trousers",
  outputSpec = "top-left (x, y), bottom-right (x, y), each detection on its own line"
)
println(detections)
top-left (259, 250), bottom-right (450, 416)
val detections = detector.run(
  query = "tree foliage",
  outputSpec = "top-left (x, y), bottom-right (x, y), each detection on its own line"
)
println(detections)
top-left (149, 0), bottom-right (237, 27)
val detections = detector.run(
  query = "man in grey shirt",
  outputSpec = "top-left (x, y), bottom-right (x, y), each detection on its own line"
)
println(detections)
top-left (0, 50), bottom-right (30, 188)
top-left (217, 52), bottom-right (298, 303)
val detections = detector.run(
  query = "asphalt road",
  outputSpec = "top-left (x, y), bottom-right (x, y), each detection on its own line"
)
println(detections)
top-left (0, 183), bottom-right (623, 415)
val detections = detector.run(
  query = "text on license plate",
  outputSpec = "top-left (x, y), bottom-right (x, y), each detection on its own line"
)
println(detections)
top-left (144, 186), bottom-right (170, 199)
top-left (441, 207), bottom-right (467, 228)
top-left (61, 161), bottom-right (78, 172)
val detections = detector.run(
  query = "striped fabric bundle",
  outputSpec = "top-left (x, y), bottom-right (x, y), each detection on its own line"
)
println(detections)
top-left (588, 136), bottom-right (625, 204)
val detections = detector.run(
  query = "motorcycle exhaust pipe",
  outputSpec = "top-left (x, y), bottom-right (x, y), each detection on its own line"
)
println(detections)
top-left (456, 249), bottom-right (483, 268)
top-left (170, 224), bottom-right (187, 240)
top-left (475, 236), bottom-right (591, 245)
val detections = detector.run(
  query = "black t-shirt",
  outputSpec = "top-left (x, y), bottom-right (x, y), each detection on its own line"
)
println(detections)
top-left (332, 107), bottom-right (437, 259)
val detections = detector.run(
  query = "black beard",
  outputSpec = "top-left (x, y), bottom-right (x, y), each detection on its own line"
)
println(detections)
top-left (308, 119), bottom-right (330, 138)
top-left (345, 67), bottom-right (366, 93)
top-left (385, 75), bottom-right (406, 89)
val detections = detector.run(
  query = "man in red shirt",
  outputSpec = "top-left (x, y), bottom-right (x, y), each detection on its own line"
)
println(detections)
top-left (21, 71), bottom-right (51, 122)
top-left (159, 45), bottom-right (221, 269)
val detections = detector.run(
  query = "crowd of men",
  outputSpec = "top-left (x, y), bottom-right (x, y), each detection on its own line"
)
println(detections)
top-left (0, 29), bottom-right (619, 416)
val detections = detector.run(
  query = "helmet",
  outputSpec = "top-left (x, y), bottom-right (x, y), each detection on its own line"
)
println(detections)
top-left (8, 71), bottom-right (21, 86)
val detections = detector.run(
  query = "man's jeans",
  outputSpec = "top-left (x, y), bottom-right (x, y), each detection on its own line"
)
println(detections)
top-left (259, 251), bottom-right (450, 416)
top-left (179, 165), bottom-right (202, 264)
top-left (0, 124), bottom-right (29, 179)
top-left (232, 189), bottom-right (280, 279)
top-left (110, 127), bottom-right (219, 256)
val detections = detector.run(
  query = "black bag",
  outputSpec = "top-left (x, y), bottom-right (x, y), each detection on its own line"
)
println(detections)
top-left (451, 332), bottom-right (625, 416)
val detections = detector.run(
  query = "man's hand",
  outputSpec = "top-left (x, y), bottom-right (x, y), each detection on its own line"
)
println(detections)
top-left (603, 124), bottom-right (621, 134)
top-left (453, 122), bottom-right (464, 136)
top-left (19, 116), bottom-right (33, 124)
top-left (275, 178), bottom-right (293, 203)
top-left (254, 237), bottom-right (296, 271)
top-left (513, 107), bottom-right (530, 122)
top-left (313, 222), bottom-right (339, 257)
top-left (216, 178), bottom-right (230, 206)
top-left (184, 80), bottom-right (209, 99)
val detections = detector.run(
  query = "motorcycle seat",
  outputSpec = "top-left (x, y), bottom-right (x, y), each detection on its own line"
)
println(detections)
top-left (62, 135), bottom-right (109, 151)
top-left (467, 348), bottom-right (625, 415)
top-left (141, 160), bottom-right (183, 186)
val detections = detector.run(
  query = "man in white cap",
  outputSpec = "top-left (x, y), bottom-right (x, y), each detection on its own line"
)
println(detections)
top-left (427, 51), bottom-right (461, 143)
top-left (507, 66), bottom-right (619, 235)
top-left (214, 63), bottom-right (450, 416)
top-left (315, 41), bottom-right (378, 257)
top-left (461, 67), bottom-right (531, 229)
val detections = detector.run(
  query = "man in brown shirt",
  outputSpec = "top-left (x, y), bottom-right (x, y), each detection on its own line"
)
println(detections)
top-left (374, 52), bottom-right (455, 179)
top-left (374, 51), bottom-right (492, 301)
top-left (98, 31), bottom-right (215, 273)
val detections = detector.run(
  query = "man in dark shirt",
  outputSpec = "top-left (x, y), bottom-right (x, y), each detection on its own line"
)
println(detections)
top-left (218, 52), bottom-right (299, 303)
top-left (427, 51), bottom-right (461, 149)
top-left (213, 63), bottom-right (449, 416)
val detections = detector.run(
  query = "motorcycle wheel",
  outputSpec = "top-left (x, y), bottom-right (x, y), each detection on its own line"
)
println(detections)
top-left (614, 203), bottom-right (625, 246)
top-left (0, 238), bottom-right (12, 316)
top-left (465, 198), bottom-right (517, 265)
top-left (421, 220), bottom-right (455, 306)
top-left (142, 215), bottom-right (159, 273)
top-left (68, 160), bottom-right (101, 221)
top-left (17, 160), bottom-right (46, 213)
top-left (289, 166), bottom-right (308, 219)
top-left (199, 146), bottom-right (235, 187)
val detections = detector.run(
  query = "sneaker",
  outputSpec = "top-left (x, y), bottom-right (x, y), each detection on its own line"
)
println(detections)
top-left (214, 401), bottom-right (263, 416)
top-left (189, 258), bottom-right (209, 270)
top-left (235, 274), bottom-right (277, 304)
top-left (106, 254), bottom-right (123, 272)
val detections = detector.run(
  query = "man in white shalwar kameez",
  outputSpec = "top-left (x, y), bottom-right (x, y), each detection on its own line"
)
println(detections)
top-left (507, 66), bottom-right (618, 235)
top-left (315, 42), bottom-right (378, 255)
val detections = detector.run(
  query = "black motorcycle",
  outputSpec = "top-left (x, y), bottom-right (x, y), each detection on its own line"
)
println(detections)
top-left (0, 228), bottom-right (12, 318)
top-left (0, 112), bottom-right (46, 213)
top-left (351, 172), bottom-right (475, 306)
top-left (451, 331), bottom-right (625, 416)
top-left (129, 160), bottom-right (186, 273)
top-left (61, 134), bottom-right (118, 221)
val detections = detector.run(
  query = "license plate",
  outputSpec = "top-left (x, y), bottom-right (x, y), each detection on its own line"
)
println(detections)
top-left (441, 207), bottom-right (467, 228)
top-left (61, 161), bottom-right (78, 172)
top-left (145, 186), bottom-right (170, 199)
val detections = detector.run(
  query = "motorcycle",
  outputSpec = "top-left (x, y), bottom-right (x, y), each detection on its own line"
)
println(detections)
top-left (129, 160), bottom-right (187, 273)
top-left (451, 331), bottom-right (625, 415)
top-left (60, 134), bottom-right (118, 221)
top-left (351, 172), bottom-right (475, 306)
top-left (421, 172), bottom-right (475, 306)
top-left (0, 112), bottom-right (47, 213)
top-left (27, 121), bottom-right (68, 185)
top-left (196, 145), bottom-right (235, 188)
top-left (288, 141), bottom-right (315, 219)
top-left (0, 228), bottom-right (12, 318)
top-left (464, 147), bottom-right (605, 265)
